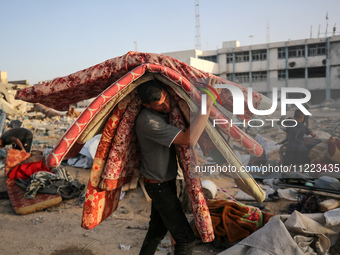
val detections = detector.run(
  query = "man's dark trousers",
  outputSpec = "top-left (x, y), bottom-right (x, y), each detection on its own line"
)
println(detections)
top-left (139, 179), bottom-right (195, 255)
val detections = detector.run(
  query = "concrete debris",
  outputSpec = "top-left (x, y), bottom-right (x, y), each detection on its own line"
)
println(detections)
top-left (0, 82), bottom-right (28, 116)
top-left (28, 103), bottom-right (65, 119)
top-left (66, 106), bottom-right (81, 118)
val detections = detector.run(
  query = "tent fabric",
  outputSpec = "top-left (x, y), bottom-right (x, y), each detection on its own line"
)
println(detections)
top-left (218, 211), bottom-right (340, 255)
top-left (15, 51), bottom-right (269, 242)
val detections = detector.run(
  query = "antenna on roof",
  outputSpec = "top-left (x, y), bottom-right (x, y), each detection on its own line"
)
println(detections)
top-left (266, 22), bottom-right (270, 43)
top-left (325, 12), bottom-right (329, 37)
top-left (310, 25), bottom-right (313, 38)
top-left (195, 0), bottom-right (201, 50)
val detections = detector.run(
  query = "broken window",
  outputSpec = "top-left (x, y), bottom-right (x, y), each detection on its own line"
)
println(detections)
top-left (252, 50), bottom-right (267, 61)
top-left (308, 43), bottom-right (326, 56)
top-left (252, 71), bottom-right (267, 82)
top-left (235, 51), bottom-right (250, 62)
top-left (308, 66), bottom-right (326, 78)
top-left (288, 68), bottom-right (305, 79)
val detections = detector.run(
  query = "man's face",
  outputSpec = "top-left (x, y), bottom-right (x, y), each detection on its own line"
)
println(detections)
top-left (144, 89), bottom-right (171, 113)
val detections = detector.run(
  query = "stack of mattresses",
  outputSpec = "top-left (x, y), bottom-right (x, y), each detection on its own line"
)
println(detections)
top-left (15, 52), bottom-right (270, 241)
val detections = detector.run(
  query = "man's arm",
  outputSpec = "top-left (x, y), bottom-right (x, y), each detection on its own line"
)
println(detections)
top-left (306, 126), bottom-right (316, 137)
top-left (11, 137), bottom-right (25, 151)
top-left (173, 77), bottom-right (219, 147)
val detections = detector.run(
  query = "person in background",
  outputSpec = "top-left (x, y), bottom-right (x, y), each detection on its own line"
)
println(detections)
top-left (0, 128), bottom-right (33, 152)
top-left (284, 109), bottom-right (316, 167)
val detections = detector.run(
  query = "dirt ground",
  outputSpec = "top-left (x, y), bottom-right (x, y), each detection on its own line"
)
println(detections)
top-left (0, 107), bottom-right (340, 255)
top-left (0, 166), bottom-right (293, 255)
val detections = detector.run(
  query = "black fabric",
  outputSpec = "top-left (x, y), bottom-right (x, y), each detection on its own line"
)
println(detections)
top-left (288, 191), bottom-right (319, 214)
top-left (15, 177), bottom-right (85, 200)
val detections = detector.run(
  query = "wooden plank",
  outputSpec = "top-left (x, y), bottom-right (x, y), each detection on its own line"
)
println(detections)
top-left (129, 176), bottom-right (140, 190)
top-left (139, 178), bottom-right (152, 202)
top-left (122, 182), bottom-right (131, 192)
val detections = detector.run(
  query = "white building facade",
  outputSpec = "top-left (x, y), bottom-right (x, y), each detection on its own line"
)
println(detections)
top-left (163, 36), bottom-right (340, 104)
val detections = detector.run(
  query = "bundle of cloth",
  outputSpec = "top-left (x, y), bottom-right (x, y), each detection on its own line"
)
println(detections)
top-left (15, 51), bottom-right (271, 242)
top-left (204, 199), bottom-right (273, 244)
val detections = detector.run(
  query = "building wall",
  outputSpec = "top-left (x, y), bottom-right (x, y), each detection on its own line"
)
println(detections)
top-left (163, 36), bottom-right (340, 102)
top-left (162, 49), bottom-right (202, 65)
top-left (189, 58), bottom-right (219, 74)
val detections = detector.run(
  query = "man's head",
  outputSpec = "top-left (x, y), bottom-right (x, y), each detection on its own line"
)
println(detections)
top-left (294, 109), bottom-right (304, 123)
top-left (137, 79), bottom-right (171, 113)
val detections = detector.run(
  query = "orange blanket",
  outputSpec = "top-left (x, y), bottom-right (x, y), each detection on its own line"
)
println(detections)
top-left (206, 199), bottom-right (273, 243)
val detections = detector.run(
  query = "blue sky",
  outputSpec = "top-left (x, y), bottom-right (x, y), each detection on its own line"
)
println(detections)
top-left (1, 0), bottom-right (340, 85)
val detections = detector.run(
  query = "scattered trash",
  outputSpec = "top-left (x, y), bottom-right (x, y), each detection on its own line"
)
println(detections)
top-left (27, 216), bottom-right (44, 225)
top-left (119, 244), bottom-right (131, 251)
top-left (277, 188), bottom-right (299, 201)
top-left (201, 180), bottom-right (218, 199)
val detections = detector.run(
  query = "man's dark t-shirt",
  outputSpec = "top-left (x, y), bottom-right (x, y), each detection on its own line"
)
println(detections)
top-left (135, 108), bottom-right (181, 182)
top-left (1, 128), bottom-right (33, 152)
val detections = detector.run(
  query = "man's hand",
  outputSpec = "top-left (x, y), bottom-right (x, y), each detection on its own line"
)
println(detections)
top-left (204, 77), bottom-right (221, 107)
top-left (173, 76), bottom-right (222, 147)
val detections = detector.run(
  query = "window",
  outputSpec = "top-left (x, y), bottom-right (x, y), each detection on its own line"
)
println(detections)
top-left (308, 43), bottom-right (326, 56)
top-left (252, 50), bottom-right (267, 61)
top-left (288, 46), bottom-right (305, 58)
top-left (198, 55), bottom-right (217, 63)
top-left (252, 71), bottom-right (267, 82)
top-left (278, 46), bottom-right (306, 59)
top-left (278, 70), bottom-right (286, 80)
top-left (278, 48), bottom-right (286, 59)
top-left (235, 51), bottom-right (250, 62)
top-left (288, 68), bottom-right (305, 79)
top-left (226, 74), bottom-right (233, 81)
top-left (235, 72), bottom-right (250, 83)
top-left (308, 67), bottom-right (326, 78)
top-left (226, 53), bottom-right (233, 63)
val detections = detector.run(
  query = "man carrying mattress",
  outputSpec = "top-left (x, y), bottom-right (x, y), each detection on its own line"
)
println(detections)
top-left (136, 78), bottom-right (218, 255)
